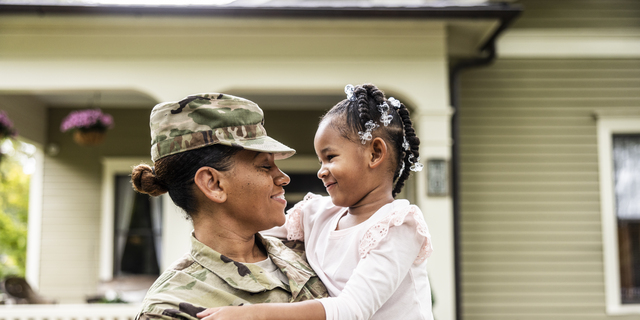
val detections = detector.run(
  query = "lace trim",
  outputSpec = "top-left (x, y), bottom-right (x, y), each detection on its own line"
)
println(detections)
top-left (285, 193), bottom-right (322, 241)
top-left (359, 206), bottom-right (433, 265)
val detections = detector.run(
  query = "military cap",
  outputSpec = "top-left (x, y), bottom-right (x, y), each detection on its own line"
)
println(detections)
top-left (150, 93), bottom-right (295, 162)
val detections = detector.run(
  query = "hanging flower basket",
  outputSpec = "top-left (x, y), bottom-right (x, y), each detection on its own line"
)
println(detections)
top-left (61, 109), bottom-right (114, 146)
top-left (0, 110), bottom-right (17, 140)
top-left (0, 110), bottom-right (17, 162)
top-left (73, 129), bottom-right (107, 146)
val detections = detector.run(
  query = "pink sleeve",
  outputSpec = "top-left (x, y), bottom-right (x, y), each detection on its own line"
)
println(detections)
top-left (284, 193), bottom-right (322, 241)
top-left (359, 205), bottom-right (433, 264)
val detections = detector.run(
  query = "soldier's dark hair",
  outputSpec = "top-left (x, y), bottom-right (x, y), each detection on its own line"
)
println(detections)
top-left (322, 83), bottom-right (420, 197)
top-left (131, 145), bottom-right (240, 217)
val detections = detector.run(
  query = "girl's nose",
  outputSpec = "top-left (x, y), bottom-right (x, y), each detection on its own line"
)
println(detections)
top-left (275, 168), bottom-right (290, 187)
top-left (317, 166), bottom-right (327, 179)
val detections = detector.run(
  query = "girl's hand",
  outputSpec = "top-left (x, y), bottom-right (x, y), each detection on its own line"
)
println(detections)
top-left (196, 306), bottom-right (259, 320)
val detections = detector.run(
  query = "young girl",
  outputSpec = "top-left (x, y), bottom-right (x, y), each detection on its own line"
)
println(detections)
top-left (198, 83), bottom-right (433, 320)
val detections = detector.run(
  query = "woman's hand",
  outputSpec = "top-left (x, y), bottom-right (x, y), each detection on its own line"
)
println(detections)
top-left (197, 306), bottom-right (260, 320)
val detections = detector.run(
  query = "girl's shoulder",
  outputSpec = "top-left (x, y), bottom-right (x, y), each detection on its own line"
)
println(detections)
top-left (284, 193), bottom-right (336, 241)
top-left (287, 192), bottom-right (334, 216)
top-left (360, 200), bottom-right (433, 265)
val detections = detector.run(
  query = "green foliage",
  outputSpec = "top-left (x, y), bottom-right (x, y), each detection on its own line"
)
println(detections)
top-left (0, 142), bottom-right (30, 280)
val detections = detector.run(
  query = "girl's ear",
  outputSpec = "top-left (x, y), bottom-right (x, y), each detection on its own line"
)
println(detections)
top-left (194, 167), bottom-right (227, 204)
top-left (369, 137), bottom-right (388, 169)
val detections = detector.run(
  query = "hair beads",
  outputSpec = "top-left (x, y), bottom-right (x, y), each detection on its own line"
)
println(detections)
top-left (358, 120), bottom-right (379, 144)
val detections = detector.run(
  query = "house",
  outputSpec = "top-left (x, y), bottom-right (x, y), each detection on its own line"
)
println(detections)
top-left (1, 0), bottom-right (637, 320)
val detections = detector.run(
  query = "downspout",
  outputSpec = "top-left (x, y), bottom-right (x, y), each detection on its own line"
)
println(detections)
top-left (449, 6), bottom-right (521, 320)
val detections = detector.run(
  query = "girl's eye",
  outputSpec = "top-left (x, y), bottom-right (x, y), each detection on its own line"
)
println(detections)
top-left (262, 165), bottom-right (272, 170)
top-left (327, 155), bottom-right (336, 161)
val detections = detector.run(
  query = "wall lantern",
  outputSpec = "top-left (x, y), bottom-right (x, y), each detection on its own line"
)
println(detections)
top-left (427, 158), bottom-right (449, 197)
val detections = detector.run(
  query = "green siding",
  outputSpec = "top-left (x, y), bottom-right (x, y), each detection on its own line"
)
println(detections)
top-left (458, 59), bottom-right (640, 320)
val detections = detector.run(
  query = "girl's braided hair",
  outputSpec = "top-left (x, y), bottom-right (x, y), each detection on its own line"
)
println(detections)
top-left (323, 83), bottom-right (420, 197)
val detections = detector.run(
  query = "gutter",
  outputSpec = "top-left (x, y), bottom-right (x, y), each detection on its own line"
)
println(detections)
top-left (0, 3), bottom-right (518, 20)
top-left (448, 4), bottom-right (522, 320)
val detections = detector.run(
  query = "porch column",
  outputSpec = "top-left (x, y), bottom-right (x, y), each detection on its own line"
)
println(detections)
top-left (412, 68), bottom-right (456, 320)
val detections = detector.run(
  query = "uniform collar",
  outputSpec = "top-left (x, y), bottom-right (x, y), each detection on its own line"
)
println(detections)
top-left (260, 235), bottom-right (316, 301)
top-left (189, 233), bottom-right (287, 293)
top-left (189, 233), bottom-right (315, 300)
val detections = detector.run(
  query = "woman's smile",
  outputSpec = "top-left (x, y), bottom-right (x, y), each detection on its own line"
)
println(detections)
top-left (271, 191), bottom-right (287, 206)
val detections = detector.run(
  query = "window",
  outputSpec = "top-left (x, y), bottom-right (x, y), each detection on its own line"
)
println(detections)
top-left (613, 135), bottom-right (640, 304)
top-left (596, 112), bottom-right (640, 314)
top-left (113, 175), bottom-right (162, 276)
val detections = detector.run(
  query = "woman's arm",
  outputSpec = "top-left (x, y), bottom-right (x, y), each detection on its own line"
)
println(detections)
top-left (198, 300), bottom-right (325, 320)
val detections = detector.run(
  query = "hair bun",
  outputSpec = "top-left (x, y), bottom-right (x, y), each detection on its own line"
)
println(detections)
top-left (131, 164), bottom-right (168, 197)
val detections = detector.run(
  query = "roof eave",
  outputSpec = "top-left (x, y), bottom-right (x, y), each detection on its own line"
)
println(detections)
top-left (0, 3), bottom-right (522, 20)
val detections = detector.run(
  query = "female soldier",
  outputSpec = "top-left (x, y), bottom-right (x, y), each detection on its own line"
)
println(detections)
top-left (132, 93), bottom-right (328, 320)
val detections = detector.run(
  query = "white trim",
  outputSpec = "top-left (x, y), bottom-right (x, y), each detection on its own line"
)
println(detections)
top-left (499, 29), bottom-right (640, 58)
top-left (0, 303), bottom-right (140, 320)
top-left (25, 146), bottom-right (44, 289)
top-left (596, 111), bottom-right (640, 315)
top-left (99, 157), bottom-right (151, 281)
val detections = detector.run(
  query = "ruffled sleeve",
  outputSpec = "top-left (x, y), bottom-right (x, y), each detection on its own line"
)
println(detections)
top-left (359, 205), bottom-right (433, 265)
top-left (284, 193), bottom-right (322, 241)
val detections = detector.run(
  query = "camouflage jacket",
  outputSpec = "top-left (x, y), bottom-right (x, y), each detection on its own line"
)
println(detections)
top-left (136, 234), bottom-right (328, 320)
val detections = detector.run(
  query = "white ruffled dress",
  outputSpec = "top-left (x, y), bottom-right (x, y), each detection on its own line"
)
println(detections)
top-left (262, 193), bottom-right (434, 320)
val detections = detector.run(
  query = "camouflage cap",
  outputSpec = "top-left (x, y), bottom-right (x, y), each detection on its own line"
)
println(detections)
top-left (150, 93), bottom-right (295, 162)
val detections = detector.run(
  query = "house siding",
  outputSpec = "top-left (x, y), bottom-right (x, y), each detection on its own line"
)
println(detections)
top-left (459, 59), bottom-right (640, 319)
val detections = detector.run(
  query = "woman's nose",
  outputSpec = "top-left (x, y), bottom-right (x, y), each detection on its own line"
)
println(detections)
top-left (275, 169), bottom-right (290, 186)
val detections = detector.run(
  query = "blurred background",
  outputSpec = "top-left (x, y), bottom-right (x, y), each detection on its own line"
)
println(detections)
top-left (0, 1), bottom-right (638, 320)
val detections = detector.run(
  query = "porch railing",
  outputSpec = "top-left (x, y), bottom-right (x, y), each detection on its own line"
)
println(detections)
top-left (0, 303), bottom-right (141, 320)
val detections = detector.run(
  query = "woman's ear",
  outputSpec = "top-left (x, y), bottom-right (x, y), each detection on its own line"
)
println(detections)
top-left (369, 137), bottom-right (388, 169)
top-left (194, 167), bottom-right (227, 204)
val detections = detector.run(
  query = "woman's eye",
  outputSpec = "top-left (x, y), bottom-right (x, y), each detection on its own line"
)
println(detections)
top-left (262, 166), bottom-right (272, 170)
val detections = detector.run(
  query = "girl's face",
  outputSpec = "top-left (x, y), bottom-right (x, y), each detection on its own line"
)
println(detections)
top-left (314, 119), bottom-right (371, 208)
top-left (221, 150), bottom-right (290, 231)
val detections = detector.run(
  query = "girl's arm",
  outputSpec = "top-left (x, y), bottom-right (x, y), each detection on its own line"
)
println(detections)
top-left (198, 300), bottom-right (325, 320)
top-left (259, 224), bottom-right (288, 239)
top-left (199, 214), bottom-right (426, 320)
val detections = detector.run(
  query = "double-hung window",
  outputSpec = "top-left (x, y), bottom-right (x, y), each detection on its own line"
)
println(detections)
top-left (597, 112), bottom-right (640, 314)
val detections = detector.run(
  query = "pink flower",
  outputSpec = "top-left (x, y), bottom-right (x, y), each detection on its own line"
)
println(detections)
top-left (60, 109), bottom-right (115, 132)
top-left (0, 110), bottom-right (17, 138)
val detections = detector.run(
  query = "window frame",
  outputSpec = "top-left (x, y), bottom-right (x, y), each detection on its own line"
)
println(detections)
top-left (596, 112), bottom-right (640, 315)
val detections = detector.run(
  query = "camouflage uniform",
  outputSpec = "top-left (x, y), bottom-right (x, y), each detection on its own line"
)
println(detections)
top-left (136, 234), bottom-right (328, 320)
